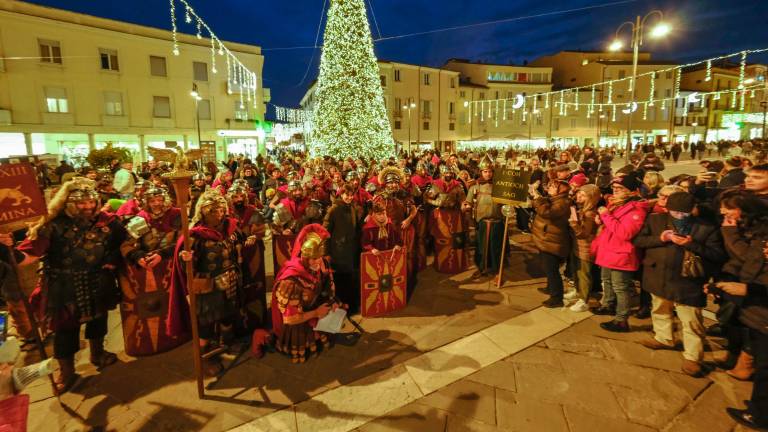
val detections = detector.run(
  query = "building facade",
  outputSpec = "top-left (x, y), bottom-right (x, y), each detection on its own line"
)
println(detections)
top-left (444, 59), bottom-right (554, 151)
top-left (0, 0), bottom-right (269, 165)
top-left (530, 50), bottom-right (677, 148)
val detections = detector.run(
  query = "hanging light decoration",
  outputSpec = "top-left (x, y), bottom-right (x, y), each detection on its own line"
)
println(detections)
top-left (169, 0), bottom-right (180, 56)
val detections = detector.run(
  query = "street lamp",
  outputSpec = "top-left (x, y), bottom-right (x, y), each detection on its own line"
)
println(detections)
top-left (691, 121), bottom-right (698, 144)
top-left (403, 98), bottom-right (416, 152)
top-left (191, 83), bottom-right (202, 151)
top-left (608, 10), bottom-right (671, 162)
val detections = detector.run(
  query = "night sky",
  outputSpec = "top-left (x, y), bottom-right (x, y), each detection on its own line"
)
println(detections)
top-left (25, 0), bottom-right (768, 118)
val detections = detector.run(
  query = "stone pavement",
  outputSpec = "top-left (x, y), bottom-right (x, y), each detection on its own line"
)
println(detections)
top-left (19, 228), bottom-right (755, 432)
top-left (20, 235), bottom-right (547, 431)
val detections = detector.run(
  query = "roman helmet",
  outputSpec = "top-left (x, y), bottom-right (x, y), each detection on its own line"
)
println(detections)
top-left (345, 170), bottom-right (360, 182)
top-left (478, 154), bottom-right (495, 171)
top-left (286, 180), bottom-right (303, 192)
top-left (63, 177), bottom-right (100, 217)
top-left (227, 182), bottom-right (250, 204)
top-left (191, 189), bottom-right (229, 226)
top-left (293, 223), bottom-right (330, 260)
top-left (439, 164), bottom-right (455, 179)
top-left (192, 171), bottom-right (207, 182)
top-left (378, 166), bottom-right (403, 186)
top-left (141, 185), bottom-right (172, 214)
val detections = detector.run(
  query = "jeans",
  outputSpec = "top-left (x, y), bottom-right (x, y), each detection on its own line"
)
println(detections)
top-left (600, 267), bottom-right (633, 321)
top-left (573, 257), bottom-right (593, 302)
top-left (541, 252), bottom-right (564, 300)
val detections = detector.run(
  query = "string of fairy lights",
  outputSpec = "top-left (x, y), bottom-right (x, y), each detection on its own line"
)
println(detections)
top-left (168, 0), bottom-right (259, 112)
top-left (464, 47), bottom-right (768, 125)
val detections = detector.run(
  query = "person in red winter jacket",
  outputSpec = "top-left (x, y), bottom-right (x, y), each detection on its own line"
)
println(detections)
top-left (590, 172), bottom-right (650, 332)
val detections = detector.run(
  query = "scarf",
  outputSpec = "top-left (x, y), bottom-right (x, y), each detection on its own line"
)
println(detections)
top-left (670, 212), bottom-right (693, 236)
top-left (375, 218), bottom-right (389, 240)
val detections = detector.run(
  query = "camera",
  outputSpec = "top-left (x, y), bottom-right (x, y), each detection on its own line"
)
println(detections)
top-left (707, 283), bottom-right (724, 297)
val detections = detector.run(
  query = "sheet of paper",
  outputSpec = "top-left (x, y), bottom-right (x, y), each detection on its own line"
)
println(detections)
top-left (313, 308), bottom-right (347, 334)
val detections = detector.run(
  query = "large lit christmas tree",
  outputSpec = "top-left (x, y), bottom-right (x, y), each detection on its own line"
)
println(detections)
top-left (310, 0), bottom-right (394, 160)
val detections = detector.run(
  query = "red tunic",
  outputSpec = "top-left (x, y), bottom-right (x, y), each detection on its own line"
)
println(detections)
top-left (361, 216), bottom-right (402, 252)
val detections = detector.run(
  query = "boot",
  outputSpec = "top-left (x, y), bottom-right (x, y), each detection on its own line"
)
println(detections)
top-left (682, 359), bottom-right (704, 377)
top-left (54, 356), bottom-right (79, 394)
top-left (727, 351), bottom-right (755, 381)
top-left (89, 338), bottom-right (118, 370)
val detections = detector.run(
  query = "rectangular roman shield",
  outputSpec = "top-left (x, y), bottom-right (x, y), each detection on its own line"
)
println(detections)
top-left (0, 163), bottom-right (47, 232)
top-left (272, 234), bottom-right (296, 274)
top-left (360, 248), bottom-right (408, 317)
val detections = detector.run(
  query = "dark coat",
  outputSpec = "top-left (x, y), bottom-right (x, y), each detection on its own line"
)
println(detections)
top-left (531, 193), bottom-right (572, 258)
top-left (718, 168), bottom-right (746, 189)
top-left (633, 213), bottom-right (726, 307)
top-left (323, 200), bottom-right (364, 273)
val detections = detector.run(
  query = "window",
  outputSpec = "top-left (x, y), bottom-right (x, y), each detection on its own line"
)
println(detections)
top-left (39, 40), bottom-right (62, 64)
top-left (234, 100), bottom-right (248, 120)
top-left (553, 118), bottom-right (559, 130)
top-left (394, 97), bottom-right (402, 115)
top-left (394, 69), bottom-right (401, 82)
top-left (459, 91), bottom-right (466, 98)
top-left (380, 75), bottom-right (386, 87)
top-left (103, 91), bottom-right (123, 116)
top-left (448, 101), bottom-right (455, 115)
top-left (449, 123), bottom-right (455, 131)
top-left (394, 120), bottom-right (401, 129)
top-left (423, 121), bottom-right (429, 130)
top-left (153, 96), bottom-right (171, 118)
top-left (618, 70), bottom-right (626, 79)
top-left (198, 99), bottom-right (211, 120)
top-left (193, 61), bottom-right (208, 81)
top-left (479, 92), bottom-right (485, 100)
top-left (99, 49), bottom-right (119, 71)
top-left (423, 73), bottom-right (431, 86)
top-left (45, 87), bottom-right (68, 113)
top-left (665, 89), bottom-right (672, 97)
top-left (536, 115), bottom-right (543, 126)
top-left (665, 71), bottom-right (673, 79)
top-left (421, 100), bottom-right (432, 114)
top-left (150, 56), bottom-right (167, 77)
top-left (450, 78), bottom-right (456, 88)
top-left (570, 119), bottom-right (577, 128)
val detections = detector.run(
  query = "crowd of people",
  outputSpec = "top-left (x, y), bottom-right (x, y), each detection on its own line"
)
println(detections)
top-left (1, 137), bottom-right (768, 429)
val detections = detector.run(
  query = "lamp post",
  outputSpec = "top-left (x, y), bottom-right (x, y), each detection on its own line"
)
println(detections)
top-left (691, 121), bottom-right (698, 144)
top-left (609, 10), bottom-right (670, 162)
top-left (403, 98), bottom-right (416, 153)
top-left (190, 83), bottom-right (203, 150)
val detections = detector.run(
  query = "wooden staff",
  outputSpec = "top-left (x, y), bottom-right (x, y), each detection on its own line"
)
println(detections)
top-left (495, 214), bottom-right (511, 289)
top-left (167, 168), bottom-right (205, 398)
top-left (3, 239), bottom-right (59, 396)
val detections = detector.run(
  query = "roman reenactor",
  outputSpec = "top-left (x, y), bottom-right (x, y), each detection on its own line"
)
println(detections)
top-left (308, 167), bottom-right (332, 206)
top-left (373, 167), bottom-right (418, 292)
top-left (271, 224), bottom-right (343, 363)
top-left (361, 201), bottom-right (403, 254)
top-left (463, 155), bottom-right (504, 278)
top-left (426, 165), bottom-right (469, 273)
top-left (411, 162), bottom-right (433, 190)
top-left (169, 189), bottom-right (248, 376)
top-left (189, 172), bottom-right (209, 219)
top-left (273, 180), bottom-right (310, 235)
top-left (226, 183), bottom-right (268, 329)
top-left (119, 186), bottom-right (188, 356)
top-left (15, 177), bottom-right (126, 393)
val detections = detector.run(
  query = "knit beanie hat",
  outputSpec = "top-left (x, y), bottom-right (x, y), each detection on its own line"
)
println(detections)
top-left (666, 192), bottom-right (696, 213)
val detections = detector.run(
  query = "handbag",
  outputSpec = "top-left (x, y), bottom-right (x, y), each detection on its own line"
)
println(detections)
top-left (681, 249), bottom-right (705, 279)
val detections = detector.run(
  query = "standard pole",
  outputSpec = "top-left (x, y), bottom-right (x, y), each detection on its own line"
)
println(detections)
top-left (496, 214), bottom-right (511, 289)
top-left (196, 100), bottom-right (202, 149)
top-left (762, 101), bottom-right (767, 139)
top-left (625, 15), bottom-right (641, 163)
top-left (169, 174), bottom-right (204, 398)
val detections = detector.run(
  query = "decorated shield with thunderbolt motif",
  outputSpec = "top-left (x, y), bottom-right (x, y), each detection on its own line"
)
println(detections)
top-left (429, 208), bottom-right (469, 274)
top-left (119, 258), bottom-right (189, 356)
top-left (360, 248), bottom-right (408, 317)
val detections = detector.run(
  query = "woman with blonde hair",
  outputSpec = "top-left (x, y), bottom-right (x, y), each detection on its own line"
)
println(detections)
top-left (642, 171), bottom-right (665, 199)
top-left (567, 184), bottom-right (601, 312)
